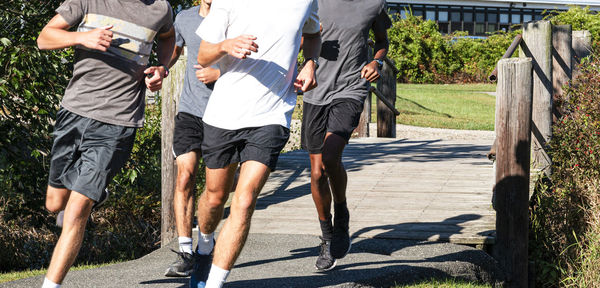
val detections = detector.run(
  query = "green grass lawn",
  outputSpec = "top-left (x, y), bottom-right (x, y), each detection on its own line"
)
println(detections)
top-left (395, 278), bottom-right (492, 288)
top-left (296, 83), bottom-right (496, 131)
top-left (0, 262), bottom-right (115, 284)
top-left (376, 83), bottom-right (496, 131)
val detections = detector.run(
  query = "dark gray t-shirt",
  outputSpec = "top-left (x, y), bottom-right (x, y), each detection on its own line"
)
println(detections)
top-left (303, 0), bottom-right (391, 105)
top-left (56, 0), bottom-right (173, 127)
top-left (174, 6), bottom-right (213, 118)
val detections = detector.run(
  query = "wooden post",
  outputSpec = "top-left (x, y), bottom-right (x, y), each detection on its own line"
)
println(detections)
top-left (160, 54), bottom-right (186, 247)
top-left (354, 92), bottom-right (371, 137)
top-left (493, 57), bottom-right (533, 288)
top-left (520, 20), bottom-right (552, 176)
top-left (376, 59), bottom-right (397, 138)
top-left (552, 25), bottom-right (572, 101)
top-left (572, 30), bottom-right (592, 79)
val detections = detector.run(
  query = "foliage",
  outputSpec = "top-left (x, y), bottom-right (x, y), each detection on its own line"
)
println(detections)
top-left (0, 0), bottom-right (197, 271)
top-left (530, 43), bottom-right (600, 287)
top-left (545, 6), bottom-right (600, 41)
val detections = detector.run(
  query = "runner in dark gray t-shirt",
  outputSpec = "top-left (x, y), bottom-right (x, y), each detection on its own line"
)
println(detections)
top-left (164, 1), bottom-right (220, 278)
top-left (37, 0), bottom-right (174, 287)
top-left (301, 0), bottom-right (392, 272)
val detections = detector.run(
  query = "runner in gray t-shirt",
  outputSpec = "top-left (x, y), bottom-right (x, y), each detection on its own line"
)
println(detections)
top-left (301, 0), bottom-right (392, 272)
top-left (164, 1), bottom-right (220, 278)
top-left (37, 0), bottom-right (174, 287)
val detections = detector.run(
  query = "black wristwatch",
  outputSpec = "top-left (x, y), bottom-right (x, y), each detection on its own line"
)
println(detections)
top-left (159, 63), bottom-right (169, 78)
top-left (374, 59), bottom-right (384, 69)
top-left (306, 57), bottom-right (319, 69)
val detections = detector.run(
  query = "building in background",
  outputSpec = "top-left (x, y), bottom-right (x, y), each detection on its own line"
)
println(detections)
top-left (386, 0), bottom-right (600, 35)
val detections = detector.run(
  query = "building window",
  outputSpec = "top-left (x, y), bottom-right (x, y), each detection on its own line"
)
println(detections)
top-left (500, 13), bottom-right (509, 24)
top-left (523, 14), bottom-right (533, 23)
top-left (451, 11), bottom-right (461, 22)
top-left (487, 23), bottom-right (497, 32)
top-left (476, 12), bottom-right (485, 23)
top-left (426, 10), bottom-right (436, 21)
top-left (475, 23), bottom-right (485, 35)
top-left (488, 12), bottom-right (498, 23)
top-left (439, 11), bottom-right (449, 22)
top-left (464, 11), bottom-right (473, 22)
top-left (511, 14), bottom-right (521, 24)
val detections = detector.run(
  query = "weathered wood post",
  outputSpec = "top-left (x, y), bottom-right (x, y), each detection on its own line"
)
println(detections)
top-left (160, 53), bottom-right (186, 247)
top-left (552, 25), bottom-right (572, 101)
top-left (376, 59), bottom-right (397, 138)
top-left (520, 20), bottom-right (552, 176)
top-left (572, 30), bottom-right (592, 79)
top-left (493, 57), bottom-right (533, 288)
top-left (354, 44), bottom-right (374, 138)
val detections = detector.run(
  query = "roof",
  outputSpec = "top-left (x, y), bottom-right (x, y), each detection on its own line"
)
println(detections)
top-left (388, 0), bottom-right (600, 8)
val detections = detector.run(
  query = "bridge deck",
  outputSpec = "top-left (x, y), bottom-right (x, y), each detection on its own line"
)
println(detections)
top-left (251, 134), bottom-right (496, 245)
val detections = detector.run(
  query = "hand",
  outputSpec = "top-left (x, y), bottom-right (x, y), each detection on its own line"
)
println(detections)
top-left (294, 61), bottom-right (317, 92)
top-left (144, 66), bottom-right (167, 92)
top-left (193, 65), bottom-right (220, 84)
top-left (78, 25), bottom-right (113, 52)
top-left (361, 61), bottom-right (380, 82)
top-left (221, 35), bottom-right (258, 59)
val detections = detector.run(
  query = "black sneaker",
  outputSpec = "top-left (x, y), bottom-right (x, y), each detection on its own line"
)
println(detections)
top-left (92, 188), bottom-right (110, 210)
top-left (330, 205), bottom-right (351, 259)
top-left (165, 249), bottom-right (195, 277)
top-left (189, 253), bottom-right (213, 287)
top-left (315, 237), bottom-right (336, 272)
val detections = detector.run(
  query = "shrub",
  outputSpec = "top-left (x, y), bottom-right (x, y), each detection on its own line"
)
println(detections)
top-left (545, 6), bottom-right (600, 41)
top-left (530, 43), bottom-right (600, 287)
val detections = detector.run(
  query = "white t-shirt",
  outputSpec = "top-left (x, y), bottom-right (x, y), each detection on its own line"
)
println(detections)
top-left (196, 0), bottom-right (320, 130)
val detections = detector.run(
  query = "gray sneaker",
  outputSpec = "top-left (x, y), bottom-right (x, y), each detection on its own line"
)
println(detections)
top-left (165, 249), bottom-right (195, 277)
top-left (315, 237), bottom-right (337, 272)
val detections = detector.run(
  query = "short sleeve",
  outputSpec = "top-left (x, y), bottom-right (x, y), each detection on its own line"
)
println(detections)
top-left (302, 0), bottom-right (320, 34)
top-left (55, 0), bottom-right (86, 27)
top-left (196, 0), bottom-right (229, 43)
top-left (158, 2), bottom-right (174, 34)
top-left (173, 14), bottom-right (184, 47)
top-left (372, 3), bottom-right (392, 32)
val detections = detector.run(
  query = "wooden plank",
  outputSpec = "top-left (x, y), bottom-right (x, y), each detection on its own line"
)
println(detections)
top-left (376, 59), bottom-right (397, 138)
top-left (160, 57), bottom-right (186, 247)
top-left (494, 57), bottom-right (533, 288)
top-left (552, 25), bottom-right (572, 122)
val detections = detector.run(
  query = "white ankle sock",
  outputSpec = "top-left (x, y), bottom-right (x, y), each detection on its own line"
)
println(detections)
top-left (42, 277), bottom-right (61, 288)
top-left (178, 236), bottom-right (193, 254)
top-left (196, 231), bottom-right (214, 255)
top-left (56, 211), bottom-right (64, 228)
top-left (205, 264), bottom-right (229, 288)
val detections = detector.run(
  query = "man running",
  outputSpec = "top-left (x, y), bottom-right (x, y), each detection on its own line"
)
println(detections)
top-left (188, 0), bottom-right (321, 287)
top-left (301, 0), bottom-right (391, 272)
top-left (36, 1), bottom-right (174, 287)
top-left (163, 0), bottom-right (220, 278)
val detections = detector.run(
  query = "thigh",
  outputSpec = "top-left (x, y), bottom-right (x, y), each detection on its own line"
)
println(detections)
top-left (301, 101), bottom-right (328, 154)
top-left (241, 125), bottom-right (290, 172)
top-left (173, 112), bottom-right (204, 158)
top-left (48, 108), bottom-right (85, 189)
top-left (326, 98), bottom-right (364, 142)
top-left (205, 163), bottom-right (238, 196)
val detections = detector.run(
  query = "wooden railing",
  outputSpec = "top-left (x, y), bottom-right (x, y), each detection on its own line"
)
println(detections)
top-left (489, 21), bottom-right (591, 287)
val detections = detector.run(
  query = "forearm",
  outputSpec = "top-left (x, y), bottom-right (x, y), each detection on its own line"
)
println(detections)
top-left (168, 46), bottom-right (183, 68)
top-left (373, 41), bottom-right (388, 60)
top-left (302, 33), bottom-right (321, 60)
top-left (37, 27), bottom-right (81, 50)
top-left (197, 40), bottom-right (227, 67)
top-left (157, 32), bottom-right (175, 67)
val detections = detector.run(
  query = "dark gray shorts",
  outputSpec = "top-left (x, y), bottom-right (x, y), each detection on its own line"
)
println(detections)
top-left (301, 98), bottom-right (364, 154)
top-left (48, 108), bottom-right (136, 202)
top-left (173, 112), bottom-right (203, 158)
top-left (201, 123), bottom-right (290, 171)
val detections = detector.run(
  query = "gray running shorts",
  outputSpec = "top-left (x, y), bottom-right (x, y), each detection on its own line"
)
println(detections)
top-left (47, 108), bottom-right (136, 202)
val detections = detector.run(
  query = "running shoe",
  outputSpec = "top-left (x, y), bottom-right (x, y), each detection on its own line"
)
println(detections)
top-left (315, 237), bottom-right (337, 272)
top-left (331, 205), bottom-right (351, 259)
top-left (165, 249), bottom-right (195, 277)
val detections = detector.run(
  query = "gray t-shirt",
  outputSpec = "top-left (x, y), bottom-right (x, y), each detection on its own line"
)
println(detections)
top-left (56, 0), bottom-right (173, 127)
top-left (174, 6), bottom-right (213, 119)
top-left (303, 0), bottom-right (391, 105)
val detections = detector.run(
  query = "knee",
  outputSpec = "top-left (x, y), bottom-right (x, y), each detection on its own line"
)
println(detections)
top-left (46, 194), bottom-right (65, 213)
top-left (232, 192), bottom-right (256, 216)
top-left (311, 167), bottom-right (327, 183)
top-left (322, 153), bottom-right (340, 172)
top-left (203, 187), bottom-right (228, 209)
top-left (176, 170), bottom-right (195, 194)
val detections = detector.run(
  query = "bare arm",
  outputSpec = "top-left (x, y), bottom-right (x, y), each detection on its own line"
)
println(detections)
top-left (295, 32), bottom-right (321, 92)
top-left (168, 45), bottom-right (184, 68)
top-left (145, 27), bottom-right (176, 92)
top-left (37, 14), bottom-right (113, 51)
top-left (361, 12), bottom-right (390, 82)
top-left (197, 35), bottom-right (259, 67)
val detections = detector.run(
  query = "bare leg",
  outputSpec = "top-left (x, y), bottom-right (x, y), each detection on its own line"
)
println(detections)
top-left (45, 185), bottom-right (71, 213)
top-left (309, 154), bottom-right (332, 221)
top-left (212, 161), bottom-right (270, 270)
top-left (197, 163), bottom-right (237, 235)
top-left (45, 191), bottom-right (94, 284)
top-left (174, 151), bottom-right (200, 239)
top-left (321, 132), bottom-right (347, 203)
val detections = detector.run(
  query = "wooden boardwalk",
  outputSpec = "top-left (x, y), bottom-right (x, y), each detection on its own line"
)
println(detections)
top-left (250, 135), bottom-right (496, 245)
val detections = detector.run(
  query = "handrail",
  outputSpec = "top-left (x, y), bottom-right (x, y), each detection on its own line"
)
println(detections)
top-left (488, 34), bottom-right (523, 82)
top-left (369, 86), bottom-right (400, 116)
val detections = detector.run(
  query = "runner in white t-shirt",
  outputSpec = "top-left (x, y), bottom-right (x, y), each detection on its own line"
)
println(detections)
top-left (189, 1), bottom-right (321, 287)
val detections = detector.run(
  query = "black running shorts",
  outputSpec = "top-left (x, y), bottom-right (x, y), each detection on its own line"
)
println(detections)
top-left (48, 108), bottom-right (136, 202)
top-left (201, 123), bottom-right (290, 171)
top-left (301, 98), bottom-right (364, 154)
top-left (173, 112), bottom-right (204, 158)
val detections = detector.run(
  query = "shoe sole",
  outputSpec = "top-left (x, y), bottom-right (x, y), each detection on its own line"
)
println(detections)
top-left (164, 268), bottom-right (193, 277)
top-left (315, 259), bottom-right (337, 272)
top-left (331, 237), bottom-right (352, 259)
